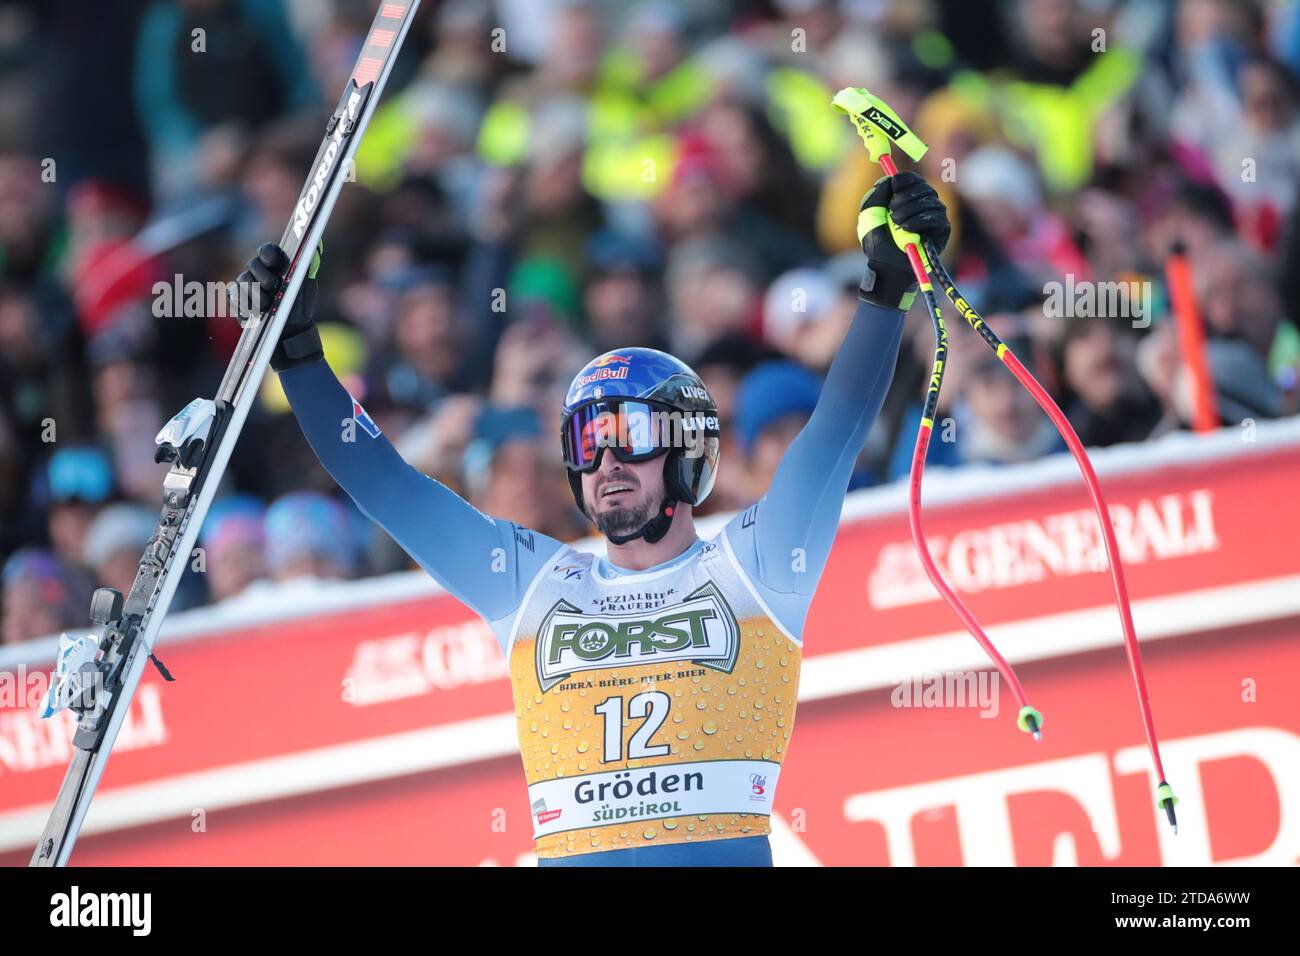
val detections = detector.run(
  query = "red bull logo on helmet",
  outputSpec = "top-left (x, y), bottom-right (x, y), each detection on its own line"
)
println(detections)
top-left (590, 353), bottom-right (633, 368)
top-left (576, 365), bottom-right (630, 388)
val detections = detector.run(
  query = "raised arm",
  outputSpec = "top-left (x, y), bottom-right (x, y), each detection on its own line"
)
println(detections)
top-left (727, 172), bottom-right (950, 612)
top-left (278, 357), bottom-right (560, 625)
top-left (737, 299), bottom-right (903, 594)
top-left (236, 244), bottom-right (561, 631)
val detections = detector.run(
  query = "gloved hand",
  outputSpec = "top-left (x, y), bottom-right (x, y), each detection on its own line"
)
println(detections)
top-left (231, 242), bottom-right (323, 371)
top-left (857, 171), bottom-right (950, 312)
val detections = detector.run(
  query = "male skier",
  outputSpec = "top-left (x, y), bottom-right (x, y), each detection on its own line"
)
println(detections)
top-left (234, 171), bottom-right (950, 866)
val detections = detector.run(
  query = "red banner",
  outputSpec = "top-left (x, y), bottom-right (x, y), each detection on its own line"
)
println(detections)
top-left (3, 425), bottom-right (1299, 866)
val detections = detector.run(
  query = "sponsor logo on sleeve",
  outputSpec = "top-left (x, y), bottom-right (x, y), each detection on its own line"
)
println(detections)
top-left (349, 395), bottom-right (383, 438)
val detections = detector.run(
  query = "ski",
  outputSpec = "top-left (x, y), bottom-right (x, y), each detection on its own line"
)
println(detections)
top-left (29, 0), bottom-right (422, 867)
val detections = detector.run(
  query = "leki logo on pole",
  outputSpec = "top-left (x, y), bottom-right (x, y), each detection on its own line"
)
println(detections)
top-left (866, 107), bottom-right (904, 140)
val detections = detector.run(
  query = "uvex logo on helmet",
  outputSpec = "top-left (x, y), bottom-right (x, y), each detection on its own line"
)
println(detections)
top-left (678, 384), bottom-right (710, 402)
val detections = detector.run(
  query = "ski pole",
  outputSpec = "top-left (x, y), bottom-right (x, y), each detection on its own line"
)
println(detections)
top-left (1165, 241), bottom-right (1219, 433)
top-left (832, 86), bottom-right (1178, 832)
top-left (831, 88), bottom-right (1043, 741)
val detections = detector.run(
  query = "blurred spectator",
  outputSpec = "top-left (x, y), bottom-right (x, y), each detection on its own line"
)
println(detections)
top-left (196, 493), bottom-right (269, 602)
top-left (65, 182), bottom-right (157, 337)
top-left (734, 360), bottom-right (822, 501)
top-left (41, 446), bottom-right (116, 567)
top-left (395, 394), bottom-right (485, 497)
top-left (0, 404), bottom-right (26, 556)
top-left (510, 257), bottom-right (582, 329)
top-left (1169, 2), bottom-right (1299, 247)
top-left (1199, 338), bottom-right (1283, 423)
top-left (0, 280), bottom-right (94, 460)
top-left (665, 235), bottom-right (763, 358)
top-left (1191, 239), bottom-right (1282, 359)
top-left (263, 491), bottom-right (357, 583)
top-left (239, 116), bottom-right (325, 247)
top-left (2, 548), bottom-right (95, 645)
top-left (957, 335), bottom-right (1068, 467)
top-left (992, 0), bottom-right (1141, 193)
top-left (1142, 180), bottom-right (1237, 265)
top-left (694, 99), bottom-right (820, 271)
top-left (378, 268), bottom-right (469, 409)
top-left (1140, 323), bottom-right (1283, 434)
top-left (488, 309), bottom-right (589, 417)
top-left (761, 265), bottom-right (860, 373)
top-left (1059, 318), bottom-right (1164, 447)
top-left (692, 333), bottom-right (784, 513)
top-left (205, 513), bottom-right (269, 603)
top-left (465, 406), bottom-right (587, 541)
top-left (134, 0), bottom-right (315, 200)
top-left (955, 146), bottom-right (1089, 283)
top-left (82, 502), bottom-right (156, 597)
top-left (583, 230), bottom-right (666, 351)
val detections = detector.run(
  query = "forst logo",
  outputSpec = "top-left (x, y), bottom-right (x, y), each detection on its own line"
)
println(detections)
top-left (555, 608), bottom-right (713, 660)
top-left (535, 582), bottom-right (740, 691)
top-left (293, 89), bottom-right (363, 240)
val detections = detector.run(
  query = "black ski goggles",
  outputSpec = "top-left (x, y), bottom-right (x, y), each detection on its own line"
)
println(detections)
top-left (562, 399), bottom-right (719, 473)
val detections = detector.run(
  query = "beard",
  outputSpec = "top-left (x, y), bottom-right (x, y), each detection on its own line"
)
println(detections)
top-left (590, 489), bottom-right (662, 539)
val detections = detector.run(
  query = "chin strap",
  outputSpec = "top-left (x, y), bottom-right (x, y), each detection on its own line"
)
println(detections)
top-left (606, 498), bottom-right (677, 545)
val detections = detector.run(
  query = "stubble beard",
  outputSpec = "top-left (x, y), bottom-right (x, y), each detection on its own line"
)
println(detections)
top-left (590, 489), bottom-right (662, 538)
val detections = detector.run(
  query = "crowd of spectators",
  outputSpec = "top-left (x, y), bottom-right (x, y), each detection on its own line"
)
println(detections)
top-left (3, 0), bottom-right (1299, 643)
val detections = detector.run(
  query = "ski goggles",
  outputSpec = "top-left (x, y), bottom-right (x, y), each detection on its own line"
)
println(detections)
top-left (561, 399), bottom-right (718, 473)
top-left (47, 448), bottom-right (114, 505)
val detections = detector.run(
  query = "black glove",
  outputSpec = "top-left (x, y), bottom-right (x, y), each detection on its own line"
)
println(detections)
top-left (232, 242), bottom-right (323, 371)
top-left (857, 171), bottom-right (951, 311)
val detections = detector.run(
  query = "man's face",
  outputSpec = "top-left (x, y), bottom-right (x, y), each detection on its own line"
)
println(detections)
top-left (209, 538), bottom-right (267, 602)
top-left (965, 364), bottom-right (1039, 443)
top-left (585, 272), bottom-right (653, 347)
top-left (483, 441), bottom-right (551, 532)
top-left (580, 451), bottom-right (668, 539)
top-left (1198, 253), bottom-right (1281, 358)
top-left (48, 502), bottom-right (98, 565)
top-left (1064, 323), bottom-right (1126, 412)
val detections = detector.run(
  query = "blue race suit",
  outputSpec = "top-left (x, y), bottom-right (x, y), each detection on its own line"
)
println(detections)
top-left (278, 299), bottom-right (903, 865)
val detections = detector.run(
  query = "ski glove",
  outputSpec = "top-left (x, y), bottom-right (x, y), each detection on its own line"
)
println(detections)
top-left (233, 242), bottom-right (323, 372)
top-left (857, 171), bottom-right (951, 312)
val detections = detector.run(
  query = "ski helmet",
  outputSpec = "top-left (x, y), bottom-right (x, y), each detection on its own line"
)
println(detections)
top-left (561, 348), bottom-right (721, 543)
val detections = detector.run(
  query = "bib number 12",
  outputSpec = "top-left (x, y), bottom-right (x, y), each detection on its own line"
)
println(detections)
top-left (595, 691), bottom-right (670, 762)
